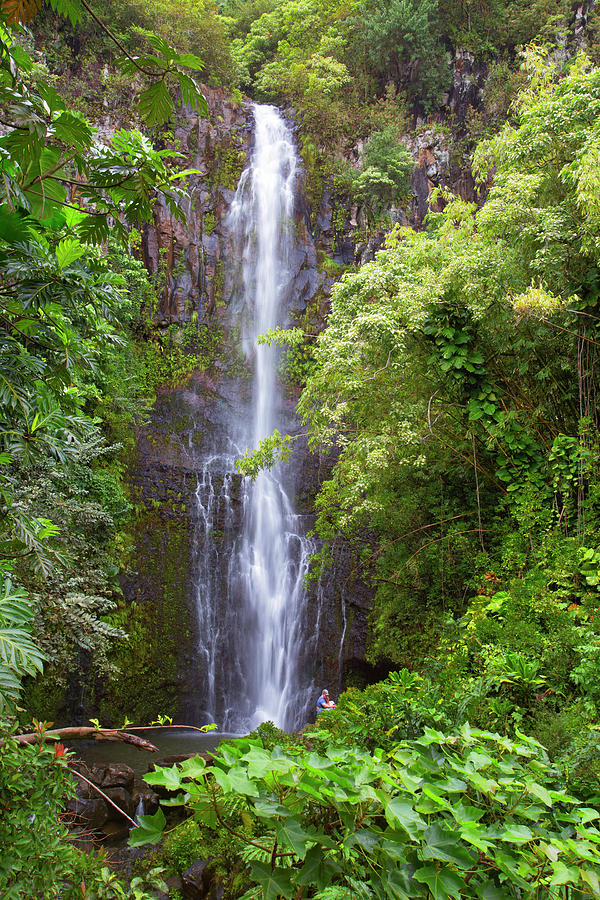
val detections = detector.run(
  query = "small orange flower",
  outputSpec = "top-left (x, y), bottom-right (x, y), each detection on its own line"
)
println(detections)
top-left (54, 742), bottom-right (66, 759)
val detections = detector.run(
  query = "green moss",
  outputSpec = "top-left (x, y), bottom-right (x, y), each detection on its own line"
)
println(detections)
top-left (300, 135), bottom-right (325, 224)
top-left (213, 260), bottom-right (225, 309)
top-left (218, 146), bottom-right (247, 190)
top-left (20, 672), bottom-right (68, 724)
top-left (99, 506), bottom-right (193, 724)
top-left (203, 211), bottom-right (217, 235)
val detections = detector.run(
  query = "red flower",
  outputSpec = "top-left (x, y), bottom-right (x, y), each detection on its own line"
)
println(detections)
top-left (54, 742), bottom-right (66, 759)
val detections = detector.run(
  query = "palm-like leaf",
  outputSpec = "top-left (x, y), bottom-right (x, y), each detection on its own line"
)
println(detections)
top-left (0, 0), bottom-right (42, 24)
top-left (0, 578), bottom-right (45, 711)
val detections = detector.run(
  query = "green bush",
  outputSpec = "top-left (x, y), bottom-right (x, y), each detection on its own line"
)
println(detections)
top-left (0, 722), bottom-right (165, 898)
top-left (133, 726), bottom-right (600, 898)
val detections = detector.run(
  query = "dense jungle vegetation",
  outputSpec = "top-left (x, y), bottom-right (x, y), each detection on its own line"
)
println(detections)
top-left (1, 0), bottom-right (600, 896)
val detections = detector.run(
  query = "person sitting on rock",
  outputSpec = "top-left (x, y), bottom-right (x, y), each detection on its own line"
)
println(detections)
top-left (317, 689), bottom-right (335, 712)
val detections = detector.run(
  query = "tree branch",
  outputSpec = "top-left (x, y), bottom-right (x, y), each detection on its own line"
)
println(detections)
top-left (68, 768), bottom-right (137, 827)
top-left (12, 726), bottom-right (159, 752)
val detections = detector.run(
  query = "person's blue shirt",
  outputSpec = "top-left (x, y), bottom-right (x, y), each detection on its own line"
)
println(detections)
top-left (317, 692), bottom-right (331, 712)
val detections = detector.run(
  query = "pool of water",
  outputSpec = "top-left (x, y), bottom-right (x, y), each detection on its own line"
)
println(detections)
top-left (70, 728), bottom-right (243, 784)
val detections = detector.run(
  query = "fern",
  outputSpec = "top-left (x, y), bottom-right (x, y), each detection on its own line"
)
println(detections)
top-left (0, 578), bottom-right (45, 711)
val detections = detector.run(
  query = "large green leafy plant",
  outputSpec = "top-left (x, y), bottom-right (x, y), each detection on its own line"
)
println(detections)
top-left (132, 725), bottom-right (600, 898)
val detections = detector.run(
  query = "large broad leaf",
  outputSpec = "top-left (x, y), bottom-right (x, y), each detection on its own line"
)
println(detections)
top-left (275, 818), bottom-right (314, 860)
top-left (422, 822), bottom-right (477, 868)
top-left (413, 865), bottom-right (464, 900)
top-left (228, 766), bottom-right (259, 797)
top-left (249, 861), bottom-right (294, 900)
top-left (128, 808), bottom-right (166, 847)
top-left (581, 869), bottom-right (600, 896)
top-left (295, 846), bottom-right (342, 891)
top-left (385, 798), bottom-right (426, 840)
top-left (499, 824), bottom-right (533, 844)
top-left (376, 865), bottom-right (418, 900)
top-left (178, 755), bottom-right (207, 780)
top-left (477, 882), bottom-right (514, 899)
top-left (245, 747), bottom-right (274, 778)
top-left (56, 238), bottom-right (85, 270)
top-left (525, 781), bottom-right (552, 807)
top-left (144, 764), bottom-right (182, 792)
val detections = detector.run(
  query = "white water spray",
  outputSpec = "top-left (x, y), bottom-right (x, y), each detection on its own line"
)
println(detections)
top-left (192, 105), bottom-right (316, 732)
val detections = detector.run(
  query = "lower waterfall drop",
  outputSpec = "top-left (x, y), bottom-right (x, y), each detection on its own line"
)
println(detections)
top-left (192, 104), bottom-right (317, 733)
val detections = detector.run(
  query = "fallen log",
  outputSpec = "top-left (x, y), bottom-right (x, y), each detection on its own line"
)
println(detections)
top-left (12, 727), bottom-right (159, 752)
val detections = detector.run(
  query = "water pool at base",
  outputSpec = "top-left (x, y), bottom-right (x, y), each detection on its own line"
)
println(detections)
top-left (71, 729), bottom-right (243, 783)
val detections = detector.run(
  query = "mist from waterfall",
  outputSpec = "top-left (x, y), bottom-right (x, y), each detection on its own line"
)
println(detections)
top-left (192, 104), bottom-right (319, 733)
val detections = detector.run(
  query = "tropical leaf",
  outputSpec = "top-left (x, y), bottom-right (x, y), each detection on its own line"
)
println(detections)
top-left (177, 72), bottom-right (209, 116)
top-left (47, 0), bottom-right (82, 25)
top-left (176, 53), bottom-right (205, 71)
top-left (128, 808), bottom-right (166, 847)
top-left (56, 238), bottom-right (85, 270)
top-left (0, 579), bottom-right (34, 626)
top-left (1, 0), bottom-right (42, 24)
top-left (249, 861), bottom-right (294, 900)
top-left (0, 627), bottom-right (45, 674)
top-left (138, 80), bottom-right (174, 128)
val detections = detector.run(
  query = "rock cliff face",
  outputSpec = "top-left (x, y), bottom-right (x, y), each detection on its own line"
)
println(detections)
top-left (113, 90), bottom-right (371, 726)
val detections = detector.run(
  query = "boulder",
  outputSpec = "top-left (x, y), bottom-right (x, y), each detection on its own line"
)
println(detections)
top-left (96, 763), bottom-right (135, 791)
top-left (100, 821), bottom-right (130, 843)
top-left (66, 797), bottom-right (110, 830)
top-left (149, 752), bottom-right (214, 770)
top-left (182, 860), bottom-right (210, 899)
top-left (132, 788), bottom-right (160, 816)
top-left (104, 786), bottom-right (135, 821)
top-left (155, 874), bottom-right (183, 900)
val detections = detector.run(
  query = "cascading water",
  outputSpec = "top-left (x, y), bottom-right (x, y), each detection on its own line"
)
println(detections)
top-left (191, 104), bottom-right (319, 733)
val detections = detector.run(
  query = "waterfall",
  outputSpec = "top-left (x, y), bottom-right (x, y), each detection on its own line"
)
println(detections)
top-left (191, 105), bottom-right (316, 733)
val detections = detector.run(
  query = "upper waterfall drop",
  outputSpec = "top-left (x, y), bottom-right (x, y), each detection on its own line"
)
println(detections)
top-left (192, 104), bottom-right (319, 733)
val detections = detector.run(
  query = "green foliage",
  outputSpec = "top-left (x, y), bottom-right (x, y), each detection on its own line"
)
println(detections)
top-left (131, 725), bottom-right (600, 898)
top-left (0, 579), bottom-right (45, 712)
top-left (296, 49), bottom-right (600, 684)
top-left (0, 720), bottom-right (167, 897)
top-left (363, 0), bottom-right (449, 111)
top-left (237, 429), bottom-right (294, 478)
top-left (308, 669), bottom-right (454, 753)
top-left (347, 127), bottom-right (414, 220)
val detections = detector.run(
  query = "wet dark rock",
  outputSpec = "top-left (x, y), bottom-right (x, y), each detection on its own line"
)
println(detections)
top-left (132, 788), bottom-right (160, 816)
top-left (92, 763), bottom-right (135, 792)
top-left (104, 787), bottom-right (135, 821)
top-left (155, 875), bottom-right (184, 900)
top-left (66, 797), bottom-right (110, 830)
top-left (448, 49), bottom-right (485, 121)
top-left (149, 752), bottom-right (214, 770)
top-left (182, 860), bottom-right (210, 899)
top-left (100, 821), bottom-right (131, 843)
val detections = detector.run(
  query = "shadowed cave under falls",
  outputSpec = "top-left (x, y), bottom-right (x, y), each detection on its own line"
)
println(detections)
top-left (190, 104), bottom-right (322, 734)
